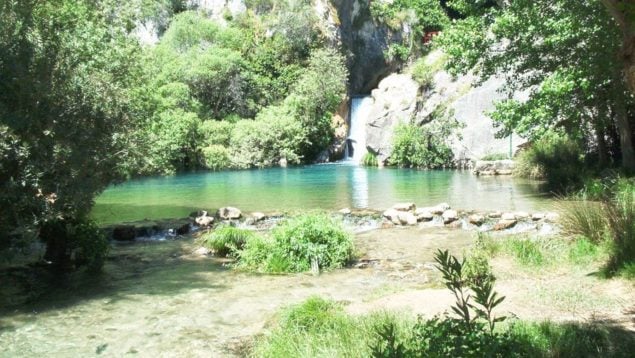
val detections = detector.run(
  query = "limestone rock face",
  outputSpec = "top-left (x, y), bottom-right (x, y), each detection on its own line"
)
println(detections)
top-left (366, 74), bottom-right (420, 164)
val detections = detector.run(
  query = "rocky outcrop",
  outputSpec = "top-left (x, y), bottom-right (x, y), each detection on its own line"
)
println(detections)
top-left (366, 74), bottom-right (419, 164)
top-left (329, 0), bottom-right (405, 93)
top-left (473, 160), bottom-right (515, 176)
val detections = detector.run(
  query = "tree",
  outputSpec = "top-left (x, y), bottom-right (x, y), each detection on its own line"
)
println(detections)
top-left (438, 0), bottom-right (635, 171)
top-left (0, 0), bottom-right (143, 262)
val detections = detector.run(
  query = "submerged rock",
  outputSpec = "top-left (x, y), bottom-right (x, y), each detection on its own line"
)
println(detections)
top-left (218, 207), bottom-right (242, 220)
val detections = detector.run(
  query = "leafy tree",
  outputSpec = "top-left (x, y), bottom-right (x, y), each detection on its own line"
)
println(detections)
top-left (438, 0), bottom-right (635, 171)
top-left (0, 0), bottom-right (144, 262)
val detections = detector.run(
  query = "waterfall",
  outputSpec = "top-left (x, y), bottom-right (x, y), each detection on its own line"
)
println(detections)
top-left (348, 96), bottom-right (373, 163)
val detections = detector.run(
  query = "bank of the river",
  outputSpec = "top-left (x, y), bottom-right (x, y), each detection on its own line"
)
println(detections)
top-left (1, 226), bottom-right (632, 357)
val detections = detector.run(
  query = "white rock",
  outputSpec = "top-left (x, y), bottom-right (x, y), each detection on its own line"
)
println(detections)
top-left (398, 211), bottom-right (418, 226)
top-left (339, 208), bottom-right (352, 215)
top-left (415, 208), bottom-right (434, 221)
top-left (488, 211), bottom-right (502, 219)
top-left (502, 213), bottom-right (516, 221)
top-left (442, 210), bottom-right (458, 224)
top-left (468, 214), bottom-right (485, 226)
top-left (194, 247), bottom-right (212, 256)
top-left (514, 211), bottom-right (530, 219)
top-left (531, 213), bottom-right (545, 221)
top-left (195, 215), bottom-right (214, 227)
top-left (252, 212), bottom-right (266, 222)
top-left (383, 209), bottom-right (401, 225)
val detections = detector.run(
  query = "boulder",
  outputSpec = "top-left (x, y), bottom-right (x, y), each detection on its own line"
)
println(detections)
top-left (514, 211), bottom-right (530, 220)
top-left (447, 220), bottom-right (463, 229)
top-left (339, 208), bottom-right (352, 215)
top-left (398, 211), bottom-right (418, 226)
top-left (112, 225), bottom-right (136, 241)
top-left (252, 212), bottom-right (267, 222)
top-left (468, 214), bottom-right (485, 226)
top-left (195, 215), bottom-right (214, 228)
top-left (502, 213), bottom-right (516, 221)
top-left (383, 209), bottom-right (401, 225)
top-left (425, 203), bottom-right (450, 215)
top-left (393, 203), bottom-right (416, 212)
top-left (415, 208), bottom-right (434, 222)
top-left (442, 210), bottom-right (458, 224)
top-left (218, 207), bottom-right (242, 220)
top-left (494, 219), bottom-right (517, 231)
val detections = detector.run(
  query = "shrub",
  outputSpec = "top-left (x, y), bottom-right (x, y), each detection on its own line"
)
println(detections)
top-left (362, 152), bottom-right (379, 167)
top-left (605, 181), bottom-right (635, 273)
top-left (237, 214), bottom-right (354, 273)
top-left (388, 122), bottom-right (455, 169)
top-left (481, 152), bottom-right (509, 161)
top-left (201, 145), bottom-right (231, 170)
top-left (514, 136), bottom-right (586, 192)
top-left (199, 226), bottom-right (255, 257)
top-left (559, 200), bottom-right (607, 244)
top-left (199, 120), bottom-right (234, 147)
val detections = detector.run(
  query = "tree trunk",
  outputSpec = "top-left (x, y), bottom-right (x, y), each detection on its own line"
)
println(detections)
top-left (596, 125), bottom-right (610, 168)
top-left (614, 99), bottom-right (635, 171)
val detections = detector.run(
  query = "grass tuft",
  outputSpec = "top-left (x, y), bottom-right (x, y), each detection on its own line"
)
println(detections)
top-left (199, 226), bottom-right (255, 257)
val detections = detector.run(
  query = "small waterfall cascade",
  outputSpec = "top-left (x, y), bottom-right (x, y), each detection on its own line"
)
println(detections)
top-left (347, 96), bottom-right (373, 163)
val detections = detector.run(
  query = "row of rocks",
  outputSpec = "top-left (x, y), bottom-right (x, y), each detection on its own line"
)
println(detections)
top-left (382, 202), bottom-right (559, 231)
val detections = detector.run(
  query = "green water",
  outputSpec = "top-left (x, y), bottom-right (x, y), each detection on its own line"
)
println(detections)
top-left (92, 163), bottom-right (549, 225)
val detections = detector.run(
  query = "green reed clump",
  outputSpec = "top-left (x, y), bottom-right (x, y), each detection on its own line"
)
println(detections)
top-left (199, 226), bottom-right (255, 257)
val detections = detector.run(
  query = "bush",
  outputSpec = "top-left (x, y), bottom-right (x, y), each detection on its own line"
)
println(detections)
top-left (605, 181), bottom-right (635, 273)
top-left (199, 120), bottom-right (234, 147)
top-left (514, 136), bottom-right (586, 192)
top-left (199, 226), bottom-right (255, 257)
top-left (201, 145), bottom-right (231, 170)
top-left (388, 122), bottom-right (455, 169)
top-left (362, 152), bottom-right (379, 167)
top-left (559, 200), bottom-right (607, 244)
top-left (237, 214), bottom-right (354, 273)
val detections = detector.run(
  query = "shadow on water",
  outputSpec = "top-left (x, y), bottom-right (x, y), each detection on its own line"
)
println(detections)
top-left (0, 238), bottom-right (228, 321)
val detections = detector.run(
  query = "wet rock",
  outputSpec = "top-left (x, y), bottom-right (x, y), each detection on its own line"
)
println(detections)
top-left (514, 211), bottom-right (530, 220)
top-left (392, 203), bottom-right (416, 212)
top-left (488, 211), bottom-right (502, 219)
top-left (469, 214), bottom-right (485, 226)
top-left (442, 210), bottom-right (458, 224)
top-left (494, 219), bottom-right (517, 231)
top-left (415, 208), bottom-right (434, 222)
top-left (502, 213), bottom-right (516, 221)
top-left (252, 212), bottom-right (267, 222)
top-left (339, 208), bottom-right (352, 215)
top-left (112, 226), bottom-right (136, 241)
top-left (195, 212), bottom-right (214, 228)
top-left (218, 207), bottom-right (242, 220)
top-left (447, 220), bottom-right (463, 229)
top-left (383, 209), bottom-right (401, 225)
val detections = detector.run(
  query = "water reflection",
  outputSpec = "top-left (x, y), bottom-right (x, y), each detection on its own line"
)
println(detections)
top-left (350, 166), bottom-right (369, 208)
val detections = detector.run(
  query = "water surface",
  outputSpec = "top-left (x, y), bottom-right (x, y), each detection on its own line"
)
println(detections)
top-left (93, 164), bottom-right (549, 225)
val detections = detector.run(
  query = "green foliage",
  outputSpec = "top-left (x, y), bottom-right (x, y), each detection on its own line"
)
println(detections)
top-left (605, 181), bottom-right (635, 273)
top-left (199, 226), bottom-right (255, 257)
top-left (560, 201), bottom-right (607, 244)
top-left (361, 152), bottom-right (379, 167)
top-left (145, 109), bottom-right (202, 174)
top-left (237, 214), bottom-right (354, 273)
top-left (0, 0), bottom-right (144, 254)
top-left (201, 145), bottom-right (231, 171)
top-left (39, 218), bottom-right (109, 272)
top-left (481, 153), bottom-right (509, 161)
top-left (370, 0), bottom-right (449, 32)
top-left (438, 0), bottom-right (635, 171)
top-left (388, 121), bottom-right (456, 169)
top-left (514, 136), bottom-right (586, 192)
top-left (464, 251), bottom-right (495, 288)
